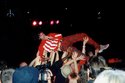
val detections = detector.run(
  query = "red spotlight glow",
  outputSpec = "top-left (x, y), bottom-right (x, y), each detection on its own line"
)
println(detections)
top-left (32, 21), bottom-right (37, 26)
top-left (108, 58), bottom-right (122, 64)
top-left (50, 20), bottom-right (54, 25)
top-left (56, 20), bottom-right (60, 24)
top-left (39, 21), bottom-right (43, 25)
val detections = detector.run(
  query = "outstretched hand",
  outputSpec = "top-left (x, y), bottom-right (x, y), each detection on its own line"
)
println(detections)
top-left (83, 36), bottom-right (89, 45)
top-left (77, 55), bottom-right (85, 61)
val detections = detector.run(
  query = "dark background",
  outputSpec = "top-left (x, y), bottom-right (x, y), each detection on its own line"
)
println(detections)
top-left (0, 0), bottom-right (125, 68)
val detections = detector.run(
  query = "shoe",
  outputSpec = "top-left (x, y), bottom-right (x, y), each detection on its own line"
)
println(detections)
top-left (99, 44), bottom-right (109, 53)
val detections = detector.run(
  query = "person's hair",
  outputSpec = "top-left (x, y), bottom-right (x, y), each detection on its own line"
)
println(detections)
top-left (87, 55), bottom-right (108, 79)
top-left (1, 68), bottom-right (15, 83)
top-left (94, 69), bottom-right (125, 83)
top-left (19, 61), bottom-right (28, 67)
top-left (65, 72), bottom-right (81, 83)
top-left (69, 72), bottom-right (77, 79)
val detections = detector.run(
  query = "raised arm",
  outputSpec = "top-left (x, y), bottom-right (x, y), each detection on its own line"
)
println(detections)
top-left (82, 36), bottom-right (89, 54)
top-left (29, 54), bottom-right (41, 67)
top-left (61, 52), bottom-right (85, 69)
top-left (72, 51), bottom-right (79, 74)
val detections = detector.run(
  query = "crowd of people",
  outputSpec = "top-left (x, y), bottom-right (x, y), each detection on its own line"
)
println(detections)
top-left (1, 32), bottom-right (125, 83)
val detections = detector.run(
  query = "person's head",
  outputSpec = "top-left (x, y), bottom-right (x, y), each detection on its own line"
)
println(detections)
top-left (13, 66), bottom-right (39, 83)
top-left (94, 69), bottom-right (125, 83)
top-left (19, 61), bottom-right (28, 67)
top-left (68, 72), bottom-right (81, 83)
top-left (61, 65), bottom-right (72, 78)
top-left (69, 72), bottom-right (77, 79)
top-left (39, 32), bottom-right (46, 40)
top-left (1, 68), bottom-right (15, 83)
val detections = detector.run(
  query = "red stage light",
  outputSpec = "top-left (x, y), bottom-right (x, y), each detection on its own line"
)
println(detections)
top-left (39, 21), bottom-right (43, 25)
top-left (108, 58), bottom-right (122, 64)
top-left (32, 21), bottom-right (37, 26)
top-left (56, 20), bottom-right (60, 24)
top-left (50, 20), bottom-right (54, 25)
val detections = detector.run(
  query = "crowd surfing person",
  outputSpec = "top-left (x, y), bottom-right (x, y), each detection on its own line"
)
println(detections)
top-left (36, 32), bottom-right (109, 64)
top-left (29, 32), bottom-right (110, 83)
top-left (36, 32), bottom-right (63, 66)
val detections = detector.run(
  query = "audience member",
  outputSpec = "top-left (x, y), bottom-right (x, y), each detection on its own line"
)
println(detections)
top-left (94, 69), bottom-right (125, 83)
top-left (1, 68), bottom-right (15, 83)
top-left (13, 66), bottom-right (39, 83)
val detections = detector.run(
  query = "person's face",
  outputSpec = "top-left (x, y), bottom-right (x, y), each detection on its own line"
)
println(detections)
top-left (39, 32), bottom-right (46, 39)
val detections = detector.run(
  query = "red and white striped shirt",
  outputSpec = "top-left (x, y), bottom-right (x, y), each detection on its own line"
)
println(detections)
top-left (43, 33), bottom-right (62, 52)
top-left (38, 33), bottom-right (62, 57)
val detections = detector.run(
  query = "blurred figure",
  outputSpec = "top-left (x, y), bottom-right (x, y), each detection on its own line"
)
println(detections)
top-left (0, 77), bottom-right (1, 83)
top-left (29, 55), bottom-right (53, 83)
top-left (86, 51), bottom-right (109, 83)
top-left (94, 69), bottom-right (125, 83)
top-left (13, 66), bottom-right (39, 83)
top-left (50, 51), bottom-right (84, 83)
top-left (0, 60), bottom-right (8, 83)
top-left (67, 51), bottom-right (81, 83)
top-left (1, 68), bottom-right (15, 83)
top-left (38, 68), bottom-right (53, 83)
top-left (61, 51), bottom-right (85, 83)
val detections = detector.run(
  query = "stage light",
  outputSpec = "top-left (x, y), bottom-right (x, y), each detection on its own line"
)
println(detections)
top-left (108, 58), bottom-right (122, 64)
top-left (32, 21), bottom-right (37, 26)
top-left (50, 20), bottom-right (54, 25)
top-left (56, 20), bottom-right (60, 24)
top-left (39, 21), bottom-right (43, 25)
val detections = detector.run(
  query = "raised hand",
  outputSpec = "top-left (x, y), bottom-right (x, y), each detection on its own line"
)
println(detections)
top-left (77, 55), bottom-right (85, 61)
top-left (83, 36), bottom-right (89, 45)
